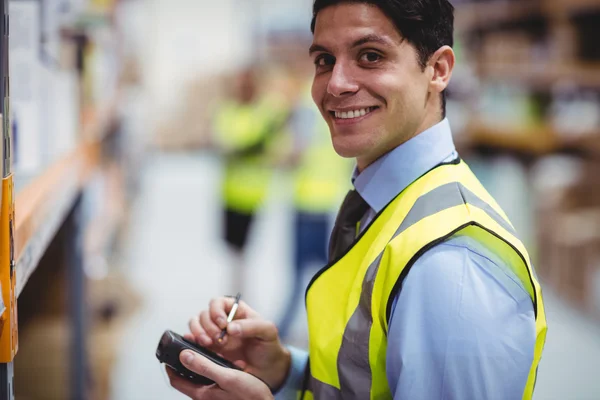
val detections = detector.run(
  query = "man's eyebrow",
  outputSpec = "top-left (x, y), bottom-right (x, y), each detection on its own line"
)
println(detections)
top-left (309, 34), bottom-right (396, 55)
top-left (309, 44), bottom-right (330, 55)
top-left (351, 34), bottom-right (395, 48)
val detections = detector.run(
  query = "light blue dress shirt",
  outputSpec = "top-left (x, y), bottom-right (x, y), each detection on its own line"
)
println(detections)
top-left (276, 119), bottom-right (536, 399)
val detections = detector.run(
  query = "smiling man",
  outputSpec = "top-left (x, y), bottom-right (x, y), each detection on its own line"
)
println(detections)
top-left (168, 1), bottom-right (547, 399)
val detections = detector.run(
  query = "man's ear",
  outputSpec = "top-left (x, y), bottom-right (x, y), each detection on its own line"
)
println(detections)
top-left (428, 46), bottom-right (455, 94)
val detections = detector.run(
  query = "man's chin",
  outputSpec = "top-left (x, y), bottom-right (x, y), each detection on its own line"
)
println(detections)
top-left (331, 144), bottom-right (363, 159)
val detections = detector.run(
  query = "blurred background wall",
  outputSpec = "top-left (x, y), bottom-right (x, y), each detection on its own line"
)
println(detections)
top-left (4, 0), bottom-right (600, 399)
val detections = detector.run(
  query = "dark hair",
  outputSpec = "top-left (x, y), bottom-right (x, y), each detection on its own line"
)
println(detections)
top-left (311, 0), bottom-right (455, 116)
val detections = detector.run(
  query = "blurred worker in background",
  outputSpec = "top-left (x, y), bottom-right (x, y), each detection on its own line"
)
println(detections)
top-left (212, 66), bottom-right (289, 295)
top-left (170, 0), bottom-right (547, 399)
top-left (277, 79), bottom-right (352, 341)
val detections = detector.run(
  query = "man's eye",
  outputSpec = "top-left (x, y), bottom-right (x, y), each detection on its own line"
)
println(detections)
top-left (360, 52), bottom-right (381, 63)
top-left (315, 54), bottom-right (335, 67)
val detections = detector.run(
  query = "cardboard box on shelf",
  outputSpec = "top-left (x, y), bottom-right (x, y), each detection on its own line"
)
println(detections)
top-left (88, 271), bottom-right (142, 328)
top-left (14, 271), bottom-right (142, 400)
top-left (14, 317), bottom-right (71, 400)
top-left (87, 272), bottom-right (143, 400)
top-left (536, 209), bottom-right (600, 316)
top-left (482, 31), bottom-right (534, 65)
top-left (534, 158), bottom-right (600, 319)
top-left (152, 65), bottom-right (306, 151)
top-left (89, 322), bottom-right (121, 400)
top-left (153, 73), bottom-right (229, 150)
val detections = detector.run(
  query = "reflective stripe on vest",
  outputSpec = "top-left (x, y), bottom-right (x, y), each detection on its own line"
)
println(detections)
top-left (302, 159), bottom-right (547, 400)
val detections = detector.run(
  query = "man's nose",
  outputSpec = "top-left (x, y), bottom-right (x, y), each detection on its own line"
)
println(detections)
top-left (327, 62), bottom-right (359, 97)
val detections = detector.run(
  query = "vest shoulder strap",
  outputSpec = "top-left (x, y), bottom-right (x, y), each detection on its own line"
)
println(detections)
top-left (368, 161), bottom-right (541, 329)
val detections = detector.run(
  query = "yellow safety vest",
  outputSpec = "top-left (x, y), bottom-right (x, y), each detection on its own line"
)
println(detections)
top-left (214, 98), bottom-right (288, 213)
top-left (302, 159), bottom-right (547, 400)
top-left (294, 110), bottom-right (352, 214)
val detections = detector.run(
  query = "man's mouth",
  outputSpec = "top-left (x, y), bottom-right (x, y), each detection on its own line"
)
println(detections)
top-left (329, 106), bottom-right (378, 120)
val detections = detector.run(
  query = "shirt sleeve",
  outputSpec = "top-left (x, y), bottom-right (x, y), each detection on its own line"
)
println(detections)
top-left (274, 346), bottom-right (309, 400)
top-left (386, 236), bottom-right (536, 400)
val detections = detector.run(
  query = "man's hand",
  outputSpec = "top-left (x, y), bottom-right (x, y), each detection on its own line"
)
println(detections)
top-left (167, 350), bottom-right (273, 400)
top-left (185, 297), bottom-right (291, 391)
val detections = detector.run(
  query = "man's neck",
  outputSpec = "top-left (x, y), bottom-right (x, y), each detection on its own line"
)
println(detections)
top-left (356, 116), bottom-right (444, 172)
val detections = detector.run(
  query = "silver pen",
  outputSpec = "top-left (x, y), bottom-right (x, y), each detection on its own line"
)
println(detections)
top-left (218, 292), bottom-right (241, 343)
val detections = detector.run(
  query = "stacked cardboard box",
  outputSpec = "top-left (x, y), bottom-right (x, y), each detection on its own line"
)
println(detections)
top-left (535, 158), bottom-right (600, 318)
top-left (87, 272), bottom-right (142, 400)
top-left (14, 317), bottom-right (72, 400)
top-left (14, 271), bottom-right (141, 400)
top-left (152, 73), bottom-right (229, 151)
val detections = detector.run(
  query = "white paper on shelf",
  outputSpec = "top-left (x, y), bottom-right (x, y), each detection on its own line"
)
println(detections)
top-left (51, 69), bottom-right (79, 158)
top-left (89, 27), bottom-right (118, 112)
top-left (41, 0), bottom-right (63, 65)
top-left (9, 0), bottom-right (43, 174)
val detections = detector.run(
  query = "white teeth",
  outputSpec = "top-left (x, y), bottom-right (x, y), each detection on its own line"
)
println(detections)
top-left (334, 107), bottom-right (373, 119)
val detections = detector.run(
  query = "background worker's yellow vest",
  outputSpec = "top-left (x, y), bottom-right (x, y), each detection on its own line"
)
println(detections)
top-left (214, 98), bottom-right (288, 213)
top-left (302, 159), bottom-right (547, 400)
top-left (293, 105), bottom-right (352, 214)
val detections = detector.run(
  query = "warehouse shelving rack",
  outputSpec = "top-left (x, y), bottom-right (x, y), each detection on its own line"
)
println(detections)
top-left (0, 0), bottom-right (123, 397)
top-left (454, 0), bottom-right (600, 158)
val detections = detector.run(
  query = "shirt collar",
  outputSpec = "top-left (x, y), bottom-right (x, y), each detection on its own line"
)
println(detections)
top-left (352, 118), bottom-right (456, 213)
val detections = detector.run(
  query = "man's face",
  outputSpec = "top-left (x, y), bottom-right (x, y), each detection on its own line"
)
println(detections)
top-left (310, 3), bottom-right (433, 169)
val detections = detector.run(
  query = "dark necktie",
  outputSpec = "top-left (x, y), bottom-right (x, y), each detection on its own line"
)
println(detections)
top-left (328, 190), bottom-right (370, 263)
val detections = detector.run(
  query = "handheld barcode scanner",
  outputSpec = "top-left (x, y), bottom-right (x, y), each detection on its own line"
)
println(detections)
top-left (156, 330), bottom-right (241, 385)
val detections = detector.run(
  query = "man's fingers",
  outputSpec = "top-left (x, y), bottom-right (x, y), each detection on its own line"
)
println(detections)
top-left (167, 366), bottom-right (232, 400)
top-left (209, 297), bottom-right (258, 325)
top-left (166, 367), bottom-right (210, 398)
top-left (227, 319), bottom-right (279, 341)
top-left (169, 355), bottom-right (273, 400)
top-left (233, 359), bottom-right (248, 370)
top-left (189, 316), bottom-right (212, 346)
top-left (189, 297), bottom-right (262, 347)
top-left (199, 310), bottom-right (222, 340)
top-left (208, 298), bottom-right (230, 329)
